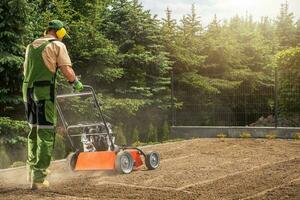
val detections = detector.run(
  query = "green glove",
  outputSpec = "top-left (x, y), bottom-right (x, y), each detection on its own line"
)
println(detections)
top-left (72, 78), bottom-right (84, 92)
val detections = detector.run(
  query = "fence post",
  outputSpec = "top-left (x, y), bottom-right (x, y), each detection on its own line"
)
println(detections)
top-left (171, 70), bottom-right (175, 126)
top-left (244, 91), bottom-right (247, 126)
top-left (275, 67), bottom-right (279, 128)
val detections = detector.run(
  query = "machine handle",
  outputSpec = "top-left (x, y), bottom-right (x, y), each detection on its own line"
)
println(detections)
top-left (57, 85), bottom-right (95, 98)
top-left (56, 85), bottom-right (115, 151)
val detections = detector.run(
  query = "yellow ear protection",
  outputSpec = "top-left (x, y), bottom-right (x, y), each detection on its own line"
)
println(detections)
top-left (56, 27), bottom-right (67, 39)
top-left (47, 20), bottom-right (69, 39)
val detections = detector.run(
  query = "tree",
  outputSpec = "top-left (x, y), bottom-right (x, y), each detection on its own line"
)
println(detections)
top-left (258, 17), bottom-right (276, 43)
top-left (24, 0), bottom-right (120, 92)
top-left (275, 1), bottom-right (296, 50)
top-left (174, 4), bottom-right (205, 74)
top-left (221, 15), bottom-right (275, 125)
top-left (295, 20), bottom-right (300, 46)
top-left (0, 0), bottom-right (27, 116)
top-left (101, 0), bottom-right (171, 100)
top-left (276, 47), bottom-right (300, 115)
top-left (161, 7), bottom-right (177, 40)
top-left (161, 7), bottom-right (177, 59)
top-left (180, 4), bottom-right (202, 37)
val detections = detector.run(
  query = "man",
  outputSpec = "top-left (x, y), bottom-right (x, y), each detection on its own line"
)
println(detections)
top-left (22, 19), bottom-right (83, 189)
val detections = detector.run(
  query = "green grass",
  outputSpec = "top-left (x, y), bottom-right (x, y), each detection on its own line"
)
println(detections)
top-left (294, 133), bottom-right (300, 140)
top-left (265, 132), bottom-right (277, 139)
top-left (217, 133), bottom-right (227, 141)
top-left (240, 131), bottom-right (252, 139)
top-left (10, 161), bottom-right (25, 168)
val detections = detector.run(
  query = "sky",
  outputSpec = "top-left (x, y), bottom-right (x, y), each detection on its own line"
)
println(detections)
top-left (139, 0), bottom-right (300, 25)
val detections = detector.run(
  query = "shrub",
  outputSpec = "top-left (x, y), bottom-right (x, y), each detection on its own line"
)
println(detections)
top-left (114, 123), bottom-right (127, 145)
top-left (266, 132), bottom-right (277, 139)
top-left (0, 117), bottom-right (29, 145)
top-left (294, 133), bottom-right (300, 140)
top-left (10, 161), bottom-right (25, 168)
top-left (240, 131), bottom-right (252, 139)
top-left (217, 132), bottom-right (227, 141)
top-left (132, 141), bottom-right (141, 147)
top-left (0, 118), bottom-right (29, 168)
top-left (131, 127), bottom-right (139, 144)
top-left (162, 121), bottom-right (169, 142)
top-left (217, 132), bottom-right (227, 138)
top-left (0, 144), bottom-right (11, 169)
top-left (147, 123), bottom-right (158, 143)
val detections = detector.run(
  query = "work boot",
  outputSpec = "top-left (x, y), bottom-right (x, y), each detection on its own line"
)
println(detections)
top-left (28, 169), bottom-right (50, 183)
top-left (30, 180), bottom-right (50, 190)
top-left (45, 169), bottom-right (51, 176)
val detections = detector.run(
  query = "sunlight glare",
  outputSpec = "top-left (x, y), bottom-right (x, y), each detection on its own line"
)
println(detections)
top-left (227, 0), bottom-right (262, 12)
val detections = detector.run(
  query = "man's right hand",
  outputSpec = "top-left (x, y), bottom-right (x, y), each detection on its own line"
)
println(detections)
top-left (73, 79), bottom-right (84, 92)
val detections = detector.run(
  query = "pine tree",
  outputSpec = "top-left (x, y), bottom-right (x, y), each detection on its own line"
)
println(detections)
top-left (295, 20), bottom-right (300, 46)
top-left (277, 47), bottom-right (300, 114)
top-left (258, 16), bottom-right (277, 49)
top-left (101, 0), bottom-right (171, 106)
top-left (275, 1), bottom-right (296, 50)
top-left (207, 14), bottom-right (221, 35)
top-left (174, 4), bottom-right (205, 74)
top-left (0, 0), bottom-right (27, 116)
top-left (180, 4), bottom-right (202, 37)
top-left (161, 7), bottom-right (177, 43)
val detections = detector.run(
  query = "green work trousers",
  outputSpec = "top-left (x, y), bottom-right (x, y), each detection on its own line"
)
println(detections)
top-left (25, 91), bottom-right (56, 183)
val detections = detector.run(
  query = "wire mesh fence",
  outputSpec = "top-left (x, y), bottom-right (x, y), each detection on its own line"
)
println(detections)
top-left (171, 69), bottom-right (300, 127)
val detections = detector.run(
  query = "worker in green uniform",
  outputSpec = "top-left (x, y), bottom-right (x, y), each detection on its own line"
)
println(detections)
top-left (22, 20), bottom-right (83, 189)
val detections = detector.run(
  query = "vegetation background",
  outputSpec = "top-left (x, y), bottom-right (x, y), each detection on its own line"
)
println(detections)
top-left (0, 0), bottom-right (299, 168)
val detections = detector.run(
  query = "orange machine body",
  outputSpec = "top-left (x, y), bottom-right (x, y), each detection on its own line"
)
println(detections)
top-left (75, 150), bottom-right (143, 171)
top-left (127, 149), bottom-right (143, 168)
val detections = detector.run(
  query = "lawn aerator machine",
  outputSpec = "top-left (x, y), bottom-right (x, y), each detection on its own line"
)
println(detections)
top-left (56, 85), bottom-right (160, 174)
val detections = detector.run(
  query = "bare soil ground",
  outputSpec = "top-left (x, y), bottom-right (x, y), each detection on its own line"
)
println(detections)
top-left (0, 139), bottom-right (299, 200)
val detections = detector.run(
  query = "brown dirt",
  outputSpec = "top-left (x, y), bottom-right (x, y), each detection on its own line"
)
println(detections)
top-left (0, 139), bottom-right (299, 200)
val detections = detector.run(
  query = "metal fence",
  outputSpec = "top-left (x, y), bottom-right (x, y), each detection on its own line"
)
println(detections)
top-left (171, 69), bottom-right (300, 127)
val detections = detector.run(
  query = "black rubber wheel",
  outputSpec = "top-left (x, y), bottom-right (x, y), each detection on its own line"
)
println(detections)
top-left (115, 151), bottom-right (134, 174)
top-left (67, 152), bottom-right (78, 171)
top-left (145, 151), bottom-right (160, 170)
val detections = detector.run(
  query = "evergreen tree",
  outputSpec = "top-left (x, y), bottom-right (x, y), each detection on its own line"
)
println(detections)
top-left (224, 15), bottom-right (274, 125)
top-left (0, 0), bottom-right (27, 116)
top-left (180, 4), bottom-right (202, 37)
top-left (207, 14), bottom-right (221, 34)
top-left (161, 7), bottom-right (177, 54)
top-left (161, 7), bottom-right (177, 38)
top-left (275, 1), bottom-right (296, 50)
top-left (277, 47), bottom-right (300, 114)
top-left (174, 4), bottom-right (206, 74)
top-left (101, 0), bottom-right (171, 101)
top-left (258, 17), bottom-right (276, 42)
top-left (295, 20), bottom-right (300, 46)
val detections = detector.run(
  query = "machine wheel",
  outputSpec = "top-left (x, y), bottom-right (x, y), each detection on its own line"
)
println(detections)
top-left (145, 151), bottom-right (160, 170)
top-left (115, 151), bottom-right (134, 174)
top-left (67, 152), bottom-right (78, 171)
